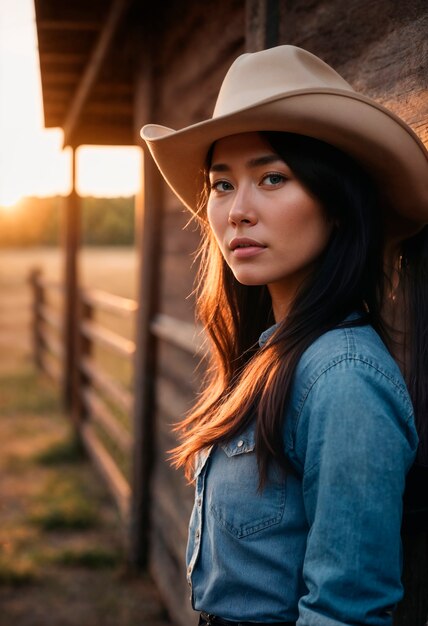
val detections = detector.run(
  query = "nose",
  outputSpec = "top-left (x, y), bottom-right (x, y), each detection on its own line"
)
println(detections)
top-left (228, 186), bottom-right (257, 227)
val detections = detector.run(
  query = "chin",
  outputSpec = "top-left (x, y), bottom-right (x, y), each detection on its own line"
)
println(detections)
top-left (232, 272), bottom-right (266, 286)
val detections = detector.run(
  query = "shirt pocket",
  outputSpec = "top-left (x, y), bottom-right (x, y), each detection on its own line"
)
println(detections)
top-left (208, 437), bottom-right (287, 539)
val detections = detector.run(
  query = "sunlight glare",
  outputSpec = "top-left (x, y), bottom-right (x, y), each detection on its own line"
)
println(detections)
top-left (0, 194), bottom-right (21, 210)
top-left (77, 146), bottom-right (141, 197)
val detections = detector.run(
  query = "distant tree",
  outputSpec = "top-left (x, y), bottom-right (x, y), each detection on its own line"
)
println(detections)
top-left (0, 196), bottom-right (135, 247)
top-left (82, 196), bottom-right (134, 245)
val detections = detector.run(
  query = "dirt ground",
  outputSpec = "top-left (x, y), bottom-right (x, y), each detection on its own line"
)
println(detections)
top-left (0, 248), bottom-right (173, 626)
top-left (0, 360), bottom-right (174, 626)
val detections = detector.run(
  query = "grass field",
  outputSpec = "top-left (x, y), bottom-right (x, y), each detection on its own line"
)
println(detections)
top-left (0, 246), bottom-right (137, 293)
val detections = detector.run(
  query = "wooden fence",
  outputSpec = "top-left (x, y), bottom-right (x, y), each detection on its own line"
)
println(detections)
top-left (28, 266), bottom-right (204, 556)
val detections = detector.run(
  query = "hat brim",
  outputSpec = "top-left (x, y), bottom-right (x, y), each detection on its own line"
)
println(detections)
top-left (141, 89), bottom-right (428, 224)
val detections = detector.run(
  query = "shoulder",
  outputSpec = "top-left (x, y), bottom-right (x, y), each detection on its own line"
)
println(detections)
top-left (294, 321), bottom-right (411, 410)
top-left (286, 322), bottom-right (418, 474)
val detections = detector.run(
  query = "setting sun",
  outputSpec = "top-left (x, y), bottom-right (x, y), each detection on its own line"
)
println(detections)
top-left (0, 193), bottom-right (22, 210)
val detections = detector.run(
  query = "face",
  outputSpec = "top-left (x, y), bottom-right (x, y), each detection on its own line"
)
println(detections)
top-left (207, 132), bottom-right (334, 319)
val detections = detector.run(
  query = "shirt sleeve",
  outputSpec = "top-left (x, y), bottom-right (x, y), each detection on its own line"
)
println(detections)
top-left (294, 359), bottom-right (418, 626)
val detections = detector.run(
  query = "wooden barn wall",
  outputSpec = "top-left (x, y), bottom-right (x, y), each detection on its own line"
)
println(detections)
top-left (276, 0), bottom-right (428, 145)
top-left (133, 0), bottom-right (427, 624)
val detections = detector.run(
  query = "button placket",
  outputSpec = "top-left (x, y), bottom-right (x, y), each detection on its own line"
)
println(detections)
top-left (187, 448), bottom-right (211, 592)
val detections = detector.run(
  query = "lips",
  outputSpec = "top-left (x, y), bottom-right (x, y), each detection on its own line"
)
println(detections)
top-left (228, 237), bottom-right (267, 259)
top-left (229, 237), bottom-right (266, 251)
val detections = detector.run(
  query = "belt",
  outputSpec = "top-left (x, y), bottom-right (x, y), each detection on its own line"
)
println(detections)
top-left (199, 612), bottom-right (296, 626)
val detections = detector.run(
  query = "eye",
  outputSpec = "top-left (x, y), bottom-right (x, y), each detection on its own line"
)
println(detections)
top-left (210, 180), bottom-right (234, 193)
top-left (261, 173), bottom-right (286, 186)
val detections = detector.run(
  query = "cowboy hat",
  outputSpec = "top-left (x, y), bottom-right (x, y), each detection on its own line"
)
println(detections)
top-left (141, 45), bottom-right (428, 224)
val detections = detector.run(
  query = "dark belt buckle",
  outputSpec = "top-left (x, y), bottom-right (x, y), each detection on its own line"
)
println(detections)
top-left (201, 612), bottom-right (215, 625)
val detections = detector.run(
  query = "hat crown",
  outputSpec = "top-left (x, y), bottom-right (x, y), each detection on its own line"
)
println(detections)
top-left (213, 45), bottom-right (354, 118)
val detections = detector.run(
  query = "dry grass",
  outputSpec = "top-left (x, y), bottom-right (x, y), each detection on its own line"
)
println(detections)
top-left (0, 245), bottom-right (137, 292)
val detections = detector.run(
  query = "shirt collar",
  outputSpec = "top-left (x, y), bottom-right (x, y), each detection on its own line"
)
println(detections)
top-left (258, 311), bottom-right (365, 348)
top-left (258, 323), bottom-right (280, 348)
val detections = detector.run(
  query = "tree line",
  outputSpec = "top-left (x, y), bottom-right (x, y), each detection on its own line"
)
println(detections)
top-left (0, 196), bottom-right (135, 247)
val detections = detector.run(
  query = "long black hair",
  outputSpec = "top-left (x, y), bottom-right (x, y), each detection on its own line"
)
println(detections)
top-left (172, 131), bottom-right (421, 485)
top-left (401, 226), bottom-right (428, 465)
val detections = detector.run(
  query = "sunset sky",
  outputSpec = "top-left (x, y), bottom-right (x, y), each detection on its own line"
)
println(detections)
top-left (0, 0), bottom-right (141, 208)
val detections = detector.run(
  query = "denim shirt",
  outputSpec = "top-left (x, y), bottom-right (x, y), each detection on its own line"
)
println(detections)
top-left (186, 318), bottom-right (418, 625)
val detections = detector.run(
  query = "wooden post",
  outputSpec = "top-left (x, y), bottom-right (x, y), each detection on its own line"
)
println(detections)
top-left (28, 267), bottom-right (44, 370)
top-left (129, 150), bottom-right (162, 567)
top-left (72, 294), bottom-right (93, 426)
top-left (129, 33), bottom-right (163, 566)
top-left (63, 147), bottom-right (81, 412)
top-left (245, 0), bottom-right (280, 52)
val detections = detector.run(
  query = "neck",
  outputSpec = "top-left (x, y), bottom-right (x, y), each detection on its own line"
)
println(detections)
top-left (267, 283), bottom-right (294, 322)
top-left (268, 266), bottom-right (315, 323)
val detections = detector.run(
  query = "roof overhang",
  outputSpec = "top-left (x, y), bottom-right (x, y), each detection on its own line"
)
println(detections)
top-left (34, 0), bottom-right (140, 147)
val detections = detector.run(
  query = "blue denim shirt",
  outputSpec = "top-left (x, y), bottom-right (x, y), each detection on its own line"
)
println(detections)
top-left (186, 319), bottom-right (418, 625)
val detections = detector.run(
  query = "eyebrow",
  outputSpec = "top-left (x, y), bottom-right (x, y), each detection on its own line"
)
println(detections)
top-left (209, 154), bottom-right (283, 173)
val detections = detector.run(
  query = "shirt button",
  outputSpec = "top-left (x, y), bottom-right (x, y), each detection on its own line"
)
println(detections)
top-left (237, 440), bottom-right (244, 447)
top-left (197, 497), bottom-right (202, 508)
top-left (187, 565), bottom-right (192, 574)
top-left (195, 530), bottom-right (200, 539)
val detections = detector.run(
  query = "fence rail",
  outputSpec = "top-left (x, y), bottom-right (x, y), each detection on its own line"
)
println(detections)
top-left (80, 318), bottom-right (135, 357)
top-left (81, 287), bottom-right (138, 316)
top-left (80, 356), bottom-right (134, 414)
top-left (151, 312), bottom-right (206, 356)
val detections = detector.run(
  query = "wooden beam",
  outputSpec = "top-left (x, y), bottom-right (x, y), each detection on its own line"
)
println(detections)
top-left (62, 0), bottom-right (132, 147)
top-left (39, 52), bottom-right (88, 64)
top-left (93, 83), bottom-right (133, 97)
top-left (83, 101), bottom-right (134, 116)
top-left (42, 72), bottom-right (81, 86)
top-left (64, 125), bottom-right (134, 147)
top-left (38, 20), bottom-right (100, 31)
top-left (42, 83), bottom-right (133, 102)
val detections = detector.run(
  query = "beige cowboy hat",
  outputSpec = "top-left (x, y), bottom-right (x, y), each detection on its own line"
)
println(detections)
top-left (141, 45), bottom-right (428, 224)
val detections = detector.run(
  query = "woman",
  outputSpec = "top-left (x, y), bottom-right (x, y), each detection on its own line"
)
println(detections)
top-left (141, 46), bottom-right (428, 625)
